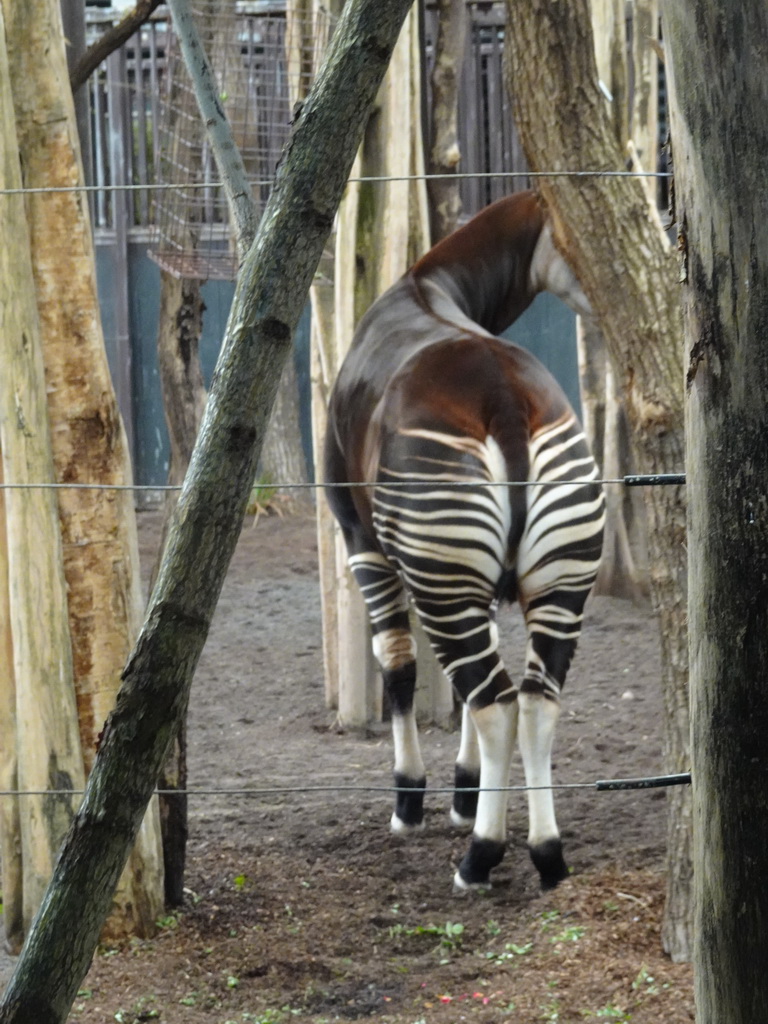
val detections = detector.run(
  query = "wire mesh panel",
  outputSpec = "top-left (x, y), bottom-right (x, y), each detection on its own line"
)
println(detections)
top-left (86, 7), bottom-right (171, 230)
top-left (149, 0), bottom-right (332, 281)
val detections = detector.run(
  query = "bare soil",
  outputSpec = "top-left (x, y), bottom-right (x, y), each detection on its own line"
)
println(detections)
top-left (3, 509), bottom-right (694, 1023)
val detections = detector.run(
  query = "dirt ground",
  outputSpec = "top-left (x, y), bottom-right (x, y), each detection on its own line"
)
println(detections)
top-left (2, 508), bottom-right (694, 1023)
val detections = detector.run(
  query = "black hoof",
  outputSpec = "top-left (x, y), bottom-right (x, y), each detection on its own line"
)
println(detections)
top-left (456, 836), bottom-right (506, 888)
top-left (529, 838), bottom-right (569, 890)
top-left (452, 766), bottom-right (480, 823)
top-left (393, 772), bottom-right (426, 829)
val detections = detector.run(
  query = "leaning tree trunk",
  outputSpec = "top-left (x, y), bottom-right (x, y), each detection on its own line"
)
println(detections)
top-left (665, 3), bottom-right (768, 1018)
top-left (505, 0), bottom-right (691, 960)
top-left (1, 0), bottom-right (165, 941)
top-left (0, 0), bottom-right (417, 1015)
top-left (0, 9), bottom-right (85, 951)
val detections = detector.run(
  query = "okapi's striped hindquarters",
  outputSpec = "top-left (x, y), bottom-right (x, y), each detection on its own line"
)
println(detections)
top-left (325, 191), bottom-right (605, 890)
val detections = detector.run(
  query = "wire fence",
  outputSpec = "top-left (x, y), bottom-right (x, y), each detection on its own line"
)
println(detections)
top-left (0, 772), bottom-right (692, 801)
top-left (0, 167), bottom-right (672, 198)
top-left (0, 474), bottom-right (686, 493)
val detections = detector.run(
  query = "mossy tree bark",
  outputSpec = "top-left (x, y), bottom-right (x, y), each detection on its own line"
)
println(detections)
top-left (664, 2), bottom-right (768, 1017)
top-left (0, 0), bottom-right (415, 1016)
top-left (505, 0), bottom-right (691, 960)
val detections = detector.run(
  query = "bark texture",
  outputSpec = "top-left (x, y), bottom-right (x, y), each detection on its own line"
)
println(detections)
top-left (2, 0), bottom-right (165, 940)
top-left (153, 271), bottom-right (206, 904)
top-left (312, 7), bottom-right (451, 727)
top-left (505, 0), bottom-right (691, 960)
top-left (0, 4), bottom-right (85, 951)
top-left (0, 0), bottom-right (416, 1015)
top-left (427, 0), bottom-right (467, 240)
top-left (664, 2), bottom-right (768, 1017)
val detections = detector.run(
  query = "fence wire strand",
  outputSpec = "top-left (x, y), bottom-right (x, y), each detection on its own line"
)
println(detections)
top-left (0, 474), bottom-right (686, 493)
top-left (0, 772), bottom-right (691, 800)
top-left (0, 168), bottom-right (672, 198)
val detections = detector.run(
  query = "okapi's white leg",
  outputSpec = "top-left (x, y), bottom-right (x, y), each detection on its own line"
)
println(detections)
top-left (517, 689), bottom-right (567, 888)
top-left (453, 698), bottom-right (518, 889)
top-left (451, 703), bottom-right (480, 828)
top-left (349, 552), bottom-right (426, 832)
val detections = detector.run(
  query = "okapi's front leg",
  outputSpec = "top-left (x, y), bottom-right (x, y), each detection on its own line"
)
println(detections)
top-left (347, 551), bottom-right (426, 831)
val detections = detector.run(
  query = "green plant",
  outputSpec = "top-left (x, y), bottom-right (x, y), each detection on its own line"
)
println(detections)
top-left (483, 940), bottom-right (534, 962)
top-left (246, 476), bottom-right (282, 518)
top-left (584, 1006), bottom-right (631, 1022)
top-left (539, 910), bottom-right (561, 931)
top-left (631, 965), bottom-right (659, 996)
top-left (114, 998), bottom-right (160, 1023)
top-left (388, 920), bottom-right (464, 951)
top-left (233, 873), bottom-right (248, 891)
top-left (485, 918), bottom-right (501, 936)
top-left (540, 998), bottom-right (561, 1022)
top-left (155, 912), bottom-right (180, 930)
top-left (551, 924), bottom-right (586, 943)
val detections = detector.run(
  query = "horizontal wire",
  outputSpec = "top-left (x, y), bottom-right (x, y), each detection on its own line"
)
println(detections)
top-left (0, 773), bottom-right (691, 799)
top-left (0, 474), bottom-right (686, 493)
top-left (0, 168), bottom-right (672, 198)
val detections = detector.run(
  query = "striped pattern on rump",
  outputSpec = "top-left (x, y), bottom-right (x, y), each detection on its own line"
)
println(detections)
top-left (519, 415), bottom-right (605, 697)
top-left (373, 429), bottom-right (513, 708)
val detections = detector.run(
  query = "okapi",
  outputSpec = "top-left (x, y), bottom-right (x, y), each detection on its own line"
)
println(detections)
top-left (324, 191), bottom-right (605, 890)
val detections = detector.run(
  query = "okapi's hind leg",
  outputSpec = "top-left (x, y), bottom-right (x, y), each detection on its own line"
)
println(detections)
top-left (451, 704), bottom-right (480, 828)
top-left (517, 593), bottom-right (591, 890)
top-left (347, 550), bottom-right (426, 832)
top-left (413, 597), bottom-right (518, 888)
top-left (451, 607), bottom-right (502, 828)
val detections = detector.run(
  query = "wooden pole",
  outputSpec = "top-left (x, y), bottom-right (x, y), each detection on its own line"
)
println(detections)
top-left (665, 1), bottom-right (768, 1016)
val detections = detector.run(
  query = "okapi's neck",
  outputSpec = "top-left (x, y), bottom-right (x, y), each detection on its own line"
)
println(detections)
top-left (411, 192), bottom-right (590, 334)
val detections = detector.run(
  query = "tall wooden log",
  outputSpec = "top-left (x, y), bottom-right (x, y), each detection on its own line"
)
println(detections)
top-left (1, 0), bottom-right (165, 939)
top-left (665, 2), bottom-right (768, 1017)
top-left (0, 5), bottom-right (85, 945)
top-left (314, 7), bottom-right (451, 728)
top-left (427, 0), bottom-right (467, 240)
top-left (505, 0), bottom-right (691, 960)
top-left (0, 457), bottom-right (23, 955)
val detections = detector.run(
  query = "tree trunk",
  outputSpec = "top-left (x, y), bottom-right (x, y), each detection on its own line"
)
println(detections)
top-left (589, 0), bottom-right (628, 147)
top-left (152, 270), bottom-right (207, 905)
top-left (427, 0), bottom-right (467, 241)
top-left (313, 7), bottom-right (451, 727)
top-left (260, 357), bottom-right (311, 513)
top-left (0, 0), bottom-right (417, 1014)
top-left (665, 3), bottom-right (768, 1017)
top-left (582, 0), bottom-right (649, 601)
top-left (2, 0), bottom-right (165, 940)
top-left (629, 0), bottom-right (658, 203)
top-left (0, 457), bottom-right (24, 956)
top-left (0, 6), bottom-right (85, 949)
top-left (505, 0), bottom-right (691, 960)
